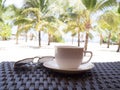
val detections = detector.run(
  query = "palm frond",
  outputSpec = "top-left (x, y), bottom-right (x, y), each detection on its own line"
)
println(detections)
top-left (35, 20), bottom-right (48, 31)
top-left (95, 0), bottom-right (117, 11)
top-left (20, 24), bottom-right (33, 32)
top-left (82, 0), bottom-right (97, 11)
top-left (24, 0), bottom-right (40, 8)
top-left (14, 18), bottom-right (33, 25)
top-left (88, 32), bottom-right (94, 40)
top-left (0, 18), bottom-right (3, 22)
top-left (0, 0), bottom-right (6, 9)
top-left (22, 7), bottom-right (41, 20)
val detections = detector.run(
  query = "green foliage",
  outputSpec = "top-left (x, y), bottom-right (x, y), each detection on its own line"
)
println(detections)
top-left (0, 22), bottom-right (11, 40)
top-left (111, 35), bottom-right (118, 42)
top-left (10, 6), bottom-right (34, 39)
top-left (118, 6), bottom-right (120, 14)
top-left (82, 0), bottom-right (117, 13)
top-left (14, 17), bottom-right (33, 25)
top-left (0, 0), bottom-right (6, 9)
top-left (96, 0), bottom-right (116, 10)
top-left (97, 9), bottom-right (120, 46)
top-left (24, 0), bottom-right (50, 14)
top-left (1, 0), bottom-right (119, 45)
top-left (0, 0), bottom-right (7, 22)
top-left (98, 11), bottom-right (120, 30)
top-left (98, 19), bottom-right (111, 30)
top-left (52, 35), bottom-right (64, 43)
top-left (16, 24), bottom-right (32, 37)
top-left (118, 3), bottom-right (120, 14)
top-left (82, 0), bottom-right (97, 11)
top-left (88, 32), bottom-right (94, 40)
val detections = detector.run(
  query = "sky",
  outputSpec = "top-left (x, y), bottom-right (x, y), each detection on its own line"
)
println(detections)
top-left (4, 0), bottom-right (24, 8)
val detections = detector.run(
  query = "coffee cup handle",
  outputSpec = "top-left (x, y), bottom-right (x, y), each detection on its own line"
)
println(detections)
top-left (82, 51), bottom-right (93, 64)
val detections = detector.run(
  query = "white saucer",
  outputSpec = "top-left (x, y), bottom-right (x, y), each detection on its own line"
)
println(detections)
top-left (43, 60), bottom-right (94, 73)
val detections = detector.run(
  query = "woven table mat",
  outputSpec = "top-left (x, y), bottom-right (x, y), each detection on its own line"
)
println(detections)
top-left (0, 62), bottom-right (120, 90)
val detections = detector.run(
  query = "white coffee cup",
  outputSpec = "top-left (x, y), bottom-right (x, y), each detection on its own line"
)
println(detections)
top-left (55, 46), bottom-right (93, 69)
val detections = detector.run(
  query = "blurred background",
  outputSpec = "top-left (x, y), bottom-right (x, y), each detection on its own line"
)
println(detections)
top-left (0, 0), bottom-right (120, 62)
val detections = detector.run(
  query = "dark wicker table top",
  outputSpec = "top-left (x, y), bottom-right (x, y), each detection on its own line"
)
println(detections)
top-left (0, 61), bottom-right (120, 90)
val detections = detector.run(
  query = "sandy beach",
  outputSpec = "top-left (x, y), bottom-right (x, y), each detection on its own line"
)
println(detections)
top-left (0, 40), bottom-right (120, 62)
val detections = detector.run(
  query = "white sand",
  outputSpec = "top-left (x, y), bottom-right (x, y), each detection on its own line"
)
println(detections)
top-left (0, 40), bottom-right (120, 62)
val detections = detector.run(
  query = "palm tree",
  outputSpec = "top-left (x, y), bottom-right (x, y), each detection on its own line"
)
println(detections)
top-left (14, 17), bottom-right (33, 43)
top-left (23, 0), bottom-right (51, 47)
top-left (117, 3), bottom-right (120, 52)
top-left (112, 26), bottom-right (120, 52)
top-left (63, 16), bottom-right (85, 46)
top-left (58, 1), bottom-right (87, 46)
top-left (22, 7), bottom-right (42, 45)
top-left (0, 0), bottom-right (12, 40)
top-left (2, 5), bottom-right (28, 42)
top-left (0, 22), bottom-right (11, 40)
top-left (64, 21), bottom-right (78, 45)
top-left (81, 0), bottom-right (117, 51)
top-left (98, 11), bottom-right (119, 48)
top-left (117, 33), bottom-right (120, 52)
top-left (46, 22), bottom-right (60, 45)
top-left (94, 25), bottom-right (106, 45)
top-left (43, 16), bottom-right (60, 45)
top-left (0, 0), bottom-right (6, 21)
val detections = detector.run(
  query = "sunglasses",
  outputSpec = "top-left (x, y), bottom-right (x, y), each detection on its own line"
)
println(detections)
top-left (14, 56), bottom-right (55, 70)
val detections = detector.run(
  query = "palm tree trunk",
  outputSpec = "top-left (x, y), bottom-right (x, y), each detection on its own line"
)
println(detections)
top-left (48, 33), bottom-right (51, 45)
top-left (25, 33), bottom-right (27, 42)
top-left (107, 32), bottom-right (111, 48)
top-left (72, 36), bottom-right (74, 44)
top-left (16, 25), bottom-right (20, 44)
top-left (100, 33), bottom-right (103, 45)
top-left (38, 31), bottom-right (41, 47)
top-left (2, 37), bottom-right (7, 40)
top-left (16, 35), bottom-right (18, 44)
top-left (116, 40), bottom-right (120, 52)
top-left (84, 32), bottom-right (89, 51)
top-left (78, 31), bottom-right (80, 46)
